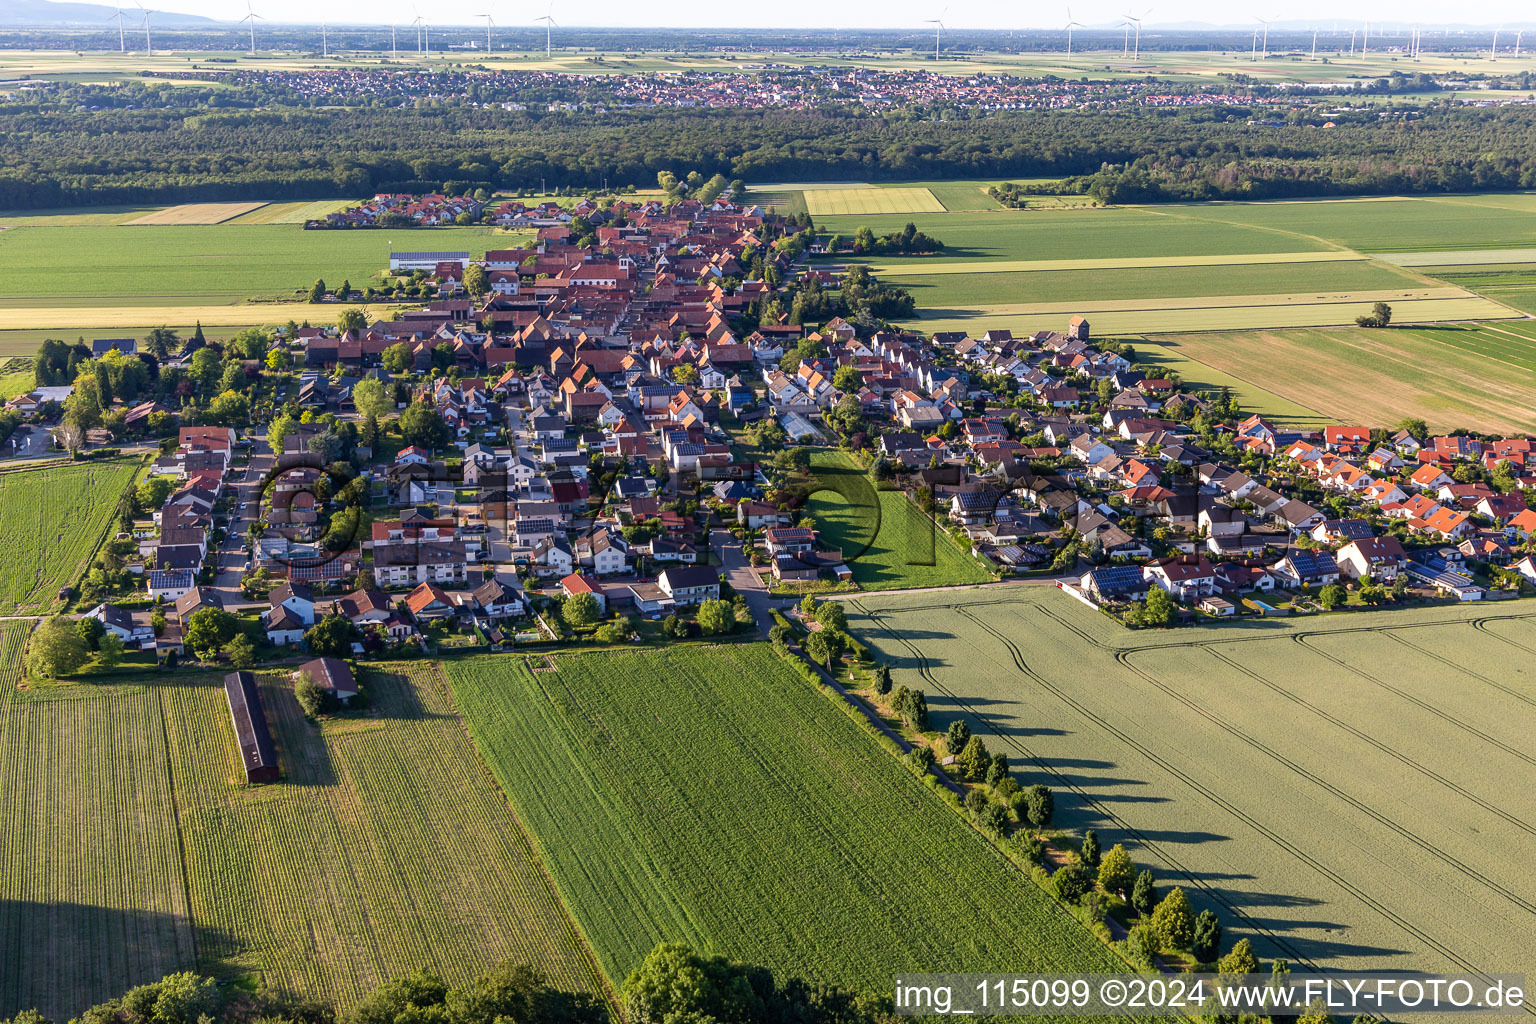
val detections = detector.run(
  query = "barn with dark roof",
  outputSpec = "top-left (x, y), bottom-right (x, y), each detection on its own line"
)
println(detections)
top-left (224, 671), bottom-right (279, 784)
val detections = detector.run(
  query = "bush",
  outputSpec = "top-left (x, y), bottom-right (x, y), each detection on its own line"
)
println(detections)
top-left (295, 672), bottom-right (332, 717)
top-left (1150, 887), bottom-right (1195, 951)
top-left (1050, 862), bottom-right (1093, 904)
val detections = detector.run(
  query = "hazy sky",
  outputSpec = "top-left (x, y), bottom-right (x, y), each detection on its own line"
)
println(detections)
top-left (146, 0), bottom-right (1527, 30)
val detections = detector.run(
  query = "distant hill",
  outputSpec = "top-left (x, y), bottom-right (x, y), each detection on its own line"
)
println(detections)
top-left (0, 0), bottom-right (222, 27)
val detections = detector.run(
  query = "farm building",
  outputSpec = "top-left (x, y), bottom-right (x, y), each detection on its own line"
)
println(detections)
top-left (223, 671), bottom-right (280, 784)
top-left (295, 657), bottom-right (360, 704)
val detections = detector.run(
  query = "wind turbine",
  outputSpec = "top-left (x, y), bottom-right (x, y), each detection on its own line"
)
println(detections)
top-left (1348, 28), bottom-right (1355, 55)
top-left (477, 12), bottom-right (494, 52)
top-left (923, 9), bottom-right (946, 61)
top-left (535, 7), bottom-right (557, 58)
top-left (1123, 9), bottom-right (1146, 60)
top-left (1255, 17), bottom-right (1269, 59)
top-left (1490, 24), bottom-right (1501, 60)
top-left (321, 18), bottom-right (328, 58)
top-left (1310, 27), bottom-right (1317, 61)
top-left (108, 7), bottom-right (127, 51)
top-left (390, 23), bottom-right (397, 58)
top-left (239, 0), bottom-right (259, 55)
top-left (1361, 19), bottom-right (1368, 55)
top-left (1121, 20), bottom-right (1130, 56)
top-left (1064, 5), bottom-right (1083, 56)
top-left (411, 13), bottom-right (423, 53)
top-left (135, 2), bottom-right (153, 53)
top-left (1515, 29), bottom-right (1524, 59)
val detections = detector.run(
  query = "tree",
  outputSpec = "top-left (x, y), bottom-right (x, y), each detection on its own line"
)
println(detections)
top-left (382, 342), bottom-right (413, 374)
top-left (1192, 908), bottom-right (1223, 963)
top-left (832, 364), bottom-right (861, 392)
top-left (1150, 887), bottom-right (1195, 950)
top-left (76, 615), bottom-right (106, 651)
top-left (295, 672), bottom-right (330, 717)
top-left (303, 614), bottom-right (358, 658)
top-left (1024, 784), bottom-right (1054, 832)
top-left (562, 591), bottom-right (600, 628)
top-left (986, 752), bottom-right (1010, 787)
top-left (1050, 862), bottom-right (1093, 904)
top-left (1355, 301), bottom-right (1392, 328)
top-left (265, 346), bottom-right (292, 372)
top-left (1080, 828), bottom-right (1100, 869)
top-left (872, 663), bottom-right (892, 695)
top-left (696, 599), bottom-right (734, 635)
top-left (1131, 868), bottom-right (1157, 917)
top-left (1098, 843), bottom-right (1136, 897)
top-left (814, 601), bottom-right (846, 632)
top-left (1218, 937), bottom-right (1260, 974)
top-left (310, 278), bottom-right (327, 303)
top-left (224, 634), bottom-right (256, 669)
top-left (338, 307), bottom-right (367, 333)
top-left (185, 608), bottom-right (238, 661)
top-left (1318, 583), bottom-right (1347, 610)
top-left (946, 718), bottom-right (971, 755)
top-left (891, 685), bottom-right (929, 730)
top-left (957, 735), bottom-right (991, 779)
top-left (400, 401), bottom-right (450, 450)
top-left (206, 390), bottom-right (250, 426)
top-left (798, 593), bottom-right (820, 618)
top-left (1396, 416), bottom-right (1427, 440)
top-left (1143, 586), bottom-right (1176, 625)
top-left (96, 632), bottom-right (124, 671)
top-left (27, 615), bottom-right (89, 679)
top-left (351, 377), bottom-right (393, 421)
top-left (463, 264), bottom-right (488, 297)
top-left (803, 629), bottom-right (831, 667)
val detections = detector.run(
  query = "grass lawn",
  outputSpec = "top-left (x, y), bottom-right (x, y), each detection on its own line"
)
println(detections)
top-left (847, 588), bottom-right (1536, 986)
top-left (806, 449), bottom-right (993, 591)
top-left (1148, 321), bottom-right (1536, 434)
top-left (444, 644), bottom-right (1136, 994)
top-left (0, 661), bottom-right (605, 1020)
top-left (0, 459), bottom-right (139, 616)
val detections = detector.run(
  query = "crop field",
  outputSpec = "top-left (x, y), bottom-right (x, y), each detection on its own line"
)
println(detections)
top-left (167, 663), bottom-right (604, 1005)
top-left (0, 671), bottom-right (194, 1021)
top-left (123, 203), bottom-right (269, 226)
top-left (0, 662), bottom-right (603, 1020)
top-left (1379, 248), bottom-right (1536, 268)
top-left (1421, 264), bottom-right (1536, 315)
top-left (907, 291), bottom-right (1514, 338)
top-left (886, 259), bottom-right (1421, 310)
top-left (802, 187), bottom-right (946, 216)
top-left (807, 450), bottom-right (993, 591)
top-left (1146, 321), bottom-right (1536, 434)
top-left (1156, 195), bottom-right (1536, 254)
top-left (861, 251), bottom-right (1369, 278)
top-left (0, 359), bottom-right (32, 401)
top-left (0, 219), bottom-right (504, 305)
top-left (847, 588), bottom-right (1536, 987)
top-left (816, 207), bottom-right (1334, 262)
top-left (0, 460), bottom-right (137, 616)
top-left (444, 644), bottom-right (1135, 995)
top-left (227, 200), bottom-right (356, 225)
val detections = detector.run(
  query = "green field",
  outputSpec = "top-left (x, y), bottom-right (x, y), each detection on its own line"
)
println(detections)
top-left (884, 258), bottom-right (1421, 310)
top-left (0, 359), bottom-right (31, 401)
top-left (1425, 264), bottom-right (1536, 315)
top-left (0, 222), bottom-right (504, 305)
top-left (1144, 320), bottom-right (1536, 434)
top-left (0, 460), bottom-right (138, 616)
top-left (1157, 195), bottom-right (1536, 253)
top-left (848, 588), bottom-right (1536, 985)
top-left (807, 450), bottom-right (993, 591)
top-left (444, 644), bottom-right (1133, 995)
top-left (0, 662), bottom-right (604, 1020)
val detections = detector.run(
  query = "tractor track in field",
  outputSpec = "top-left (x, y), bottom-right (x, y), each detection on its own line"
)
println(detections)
top-left (854, 597), bottom-right (1536, 1000)
top-left (854, 604), bottom-right (1333, 976)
